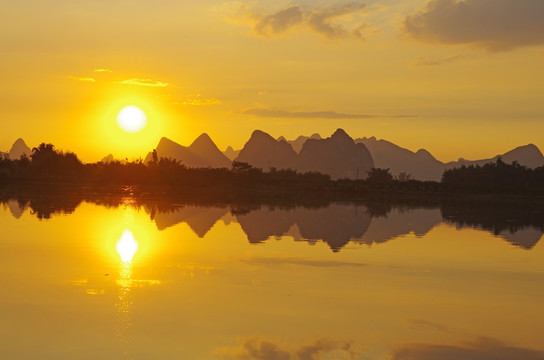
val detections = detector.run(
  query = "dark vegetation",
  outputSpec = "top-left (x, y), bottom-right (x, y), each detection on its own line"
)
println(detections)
top-left (1, 143), bottom-right (544, 196)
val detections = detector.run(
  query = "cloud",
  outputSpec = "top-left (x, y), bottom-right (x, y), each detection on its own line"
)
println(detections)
top-left (241, 257), bottom-right (367, 268)
top-left (68, 76), bottom-right (96, 82)
top-left (402, 0), bottom-right (544, 52)
top-left (254, 5), bottom-right (303, 36)
top-left (93, 68), bottom-right (112, 73)
top-left (244, 107), bottom-right (418, 119)
top-left (412, 55), bottom-right (464, 67)
top-left (216, 337), bottom-right (366, 360)
top-left (117, 78), bottom-right (169, 87)
top-left (238, 2), bottom-right (378, 40)
top-left (307, 3), bottom-right (367, 39)
top-left (182, 94), bottom-right (221, 106)
top-left (405, 319), bottom-right (451, 333)
top-left (391, 337), bottom-right (544, 360)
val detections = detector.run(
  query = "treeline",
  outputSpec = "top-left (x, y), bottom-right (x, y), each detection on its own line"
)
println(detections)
top-left (1, 143), bottom-right (543, 195)
top-left (442, 158), bottom-right (544, 192)
top-left (0, 143), bottom-right (332, 190)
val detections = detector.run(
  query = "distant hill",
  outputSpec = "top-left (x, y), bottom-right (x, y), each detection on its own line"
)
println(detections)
top-left (298, 129), bottom-right (374, 179)
top-left (236, 130), bottom-right (298, 170)
top-left (100, 154), bottom-right (115, 163)
top-left (356, 136), bottom-right (444, 181)
top-left (235, 128), bottom-right (374, 180)
top-left (8, 138), bottom-right (31, 160)
top-left (188, 133), bottom-right (231, 168)
top-left (145, 134), bottom-right (231, 168)
top-left (223, 146), bottom-right (240, 161)
top-left (447, 144), bottom-right (544, 170)
top-left (277, 133), bottom-right (322, 153)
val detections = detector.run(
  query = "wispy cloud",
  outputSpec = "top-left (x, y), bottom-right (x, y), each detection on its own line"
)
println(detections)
top-left (244, 107), bottom-right (418, 119)
top-left (68, 76), bottom-right (96, 82)
top-left (93, 68), bottom-right (112, 73)
top-left (412, 55), bottom-right (464, 67)
top-left (117, 78), bottom-right (169, 87)
top-left (235, 2), bottom-right (379, 41)
top-left (402, 0), bottom-right (544, 52)
top-left (405, 319), bottom-right (451, 333)
top-left (182, 94), bottom-right (221, 106)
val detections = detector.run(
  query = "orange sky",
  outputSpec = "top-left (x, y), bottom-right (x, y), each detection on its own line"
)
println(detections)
top-left (1, 0), bottom-right (543, 162)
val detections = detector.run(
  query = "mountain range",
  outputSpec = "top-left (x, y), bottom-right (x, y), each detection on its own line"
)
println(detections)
top-left (3, 130), bottom-right (543, 181)
top-left (261, 133), bottom-right (544, 181)
top-left (356, 137), bottom-right (544, 181)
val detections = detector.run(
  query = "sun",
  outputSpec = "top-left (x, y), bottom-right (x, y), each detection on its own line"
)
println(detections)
top-left (116, 105), bottom-right (147, 133)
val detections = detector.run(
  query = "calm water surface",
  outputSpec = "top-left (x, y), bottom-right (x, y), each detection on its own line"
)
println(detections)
top-left (1, 193), bottom-right (543, 360)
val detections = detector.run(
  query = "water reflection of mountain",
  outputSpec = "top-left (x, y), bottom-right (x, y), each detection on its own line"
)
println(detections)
top-left (1, 186), bottom-right (542, 251)
top-left (441, 203), bottom-right (544, 249)
top-left (151, 205), bottom-right (230, 237)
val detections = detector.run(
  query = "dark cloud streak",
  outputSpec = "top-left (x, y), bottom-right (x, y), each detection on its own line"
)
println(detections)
top-left (412, 55), bottom-right (464, 67)
top-left (244, 108), bottom-right (418, 120)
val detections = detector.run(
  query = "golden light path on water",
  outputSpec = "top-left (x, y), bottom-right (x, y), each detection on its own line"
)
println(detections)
top-left (115, 228), bottom-right (139, 359)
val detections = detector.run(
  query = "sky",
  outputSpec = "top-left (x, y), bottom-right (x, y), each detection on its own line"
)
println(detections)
top-left (1, 0), bottom-right (543, 162)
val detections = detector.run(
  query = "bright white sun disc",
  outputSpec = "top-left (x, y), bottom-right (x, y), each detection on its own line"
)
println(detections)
top-left (117, 105), bottom-right (147, 133)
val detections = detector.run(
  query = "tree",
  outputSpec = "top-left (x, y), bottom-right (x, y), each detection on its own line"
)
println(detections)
top-left (232, 161), bottom-right (254, 172)
top-left (366, 168), bottom-right (393, 183)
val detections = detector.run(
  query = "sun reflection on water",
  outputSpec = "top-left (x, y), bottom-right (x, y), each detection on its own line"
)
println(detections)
top-left (115, 229), bottom-right (139, 359)
top-left (116, 229), bottom-right (139, 263)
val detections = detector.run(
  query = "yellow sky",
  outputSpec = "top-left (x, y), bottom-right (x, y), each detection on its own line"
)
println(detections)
top-left (1, 0), bottom-right (543, 162)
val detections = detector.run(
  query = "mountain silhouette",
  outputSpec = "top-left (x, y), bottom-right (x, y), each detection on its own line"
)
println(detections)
top-left (9, 138), bottom-right (31, 160)
top-left (223, 146), bottom-right (240, 161)
top-left (356, 137), bottom-right (444, 181)
top-left (145, 134), bottom-right (230, 168)
top-left (448, 144), bottom-right (544, 170)
top-left (358, 138), bottom-right (544, 181)
top-left (278, 133), bottom-right (322, 153)
top-left (235, 129), bottom-right (374, 179)
top-left (100, 154), bottom-right (115, 163)
top-left (298, 129), bottom-right (374, 180)
top-left (270, 134), bottom-right (544, 181)
top-left (235, 130), bottom-right (298, 170)
top-left (188, 133), bottom-right (231, 168)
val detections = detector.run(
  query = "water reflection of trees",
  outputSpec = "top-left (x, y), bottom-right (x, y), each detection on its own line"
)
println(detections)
top-left (1, 185), bottom-right (542, 251)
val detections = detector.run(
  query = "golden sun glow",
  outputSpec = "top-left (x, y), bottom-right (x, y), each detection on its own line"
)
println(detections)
top-left (116, 229), bottom-right (139, 262)
top-left (116, 105), bottom-right (147, 133)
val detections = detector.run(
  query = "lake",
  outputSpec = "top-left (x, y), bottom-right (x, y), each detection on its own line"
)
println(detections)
top-left (1, 187), bottom-right (543, 360)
